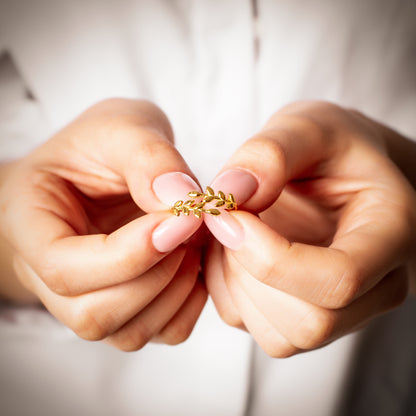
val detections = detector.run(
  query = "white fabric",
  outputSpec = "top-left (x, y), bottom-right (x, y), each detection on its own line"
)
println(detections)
top-left (0, 0), bottom-right (415, 415)
top-left (1, 301), bottom-right (252, 416)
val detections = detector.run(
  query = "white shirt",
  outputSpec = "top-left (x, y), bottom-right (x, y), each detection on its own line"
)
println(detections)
top-left (0, 1), bottom-right (415, 415)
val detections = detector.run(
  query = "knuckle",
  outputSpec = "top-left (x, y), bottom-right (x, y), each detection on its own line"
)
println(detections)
top-left (292, 309), bottom-right (336, 350)
top-left (127, 135), bottom-right (177, 169)
top-left (262, 341), bottom-right (298, 359)
top-left (219, 308), bottom-right (245, 329)
top-left (141, 135), bottom-right (175, 155)
top-left (256, 327), bottom-right (298, 358)
top-left (159, 321), bottom-right (194, 346)
top-left (117, 339), bottom-right (146, 353)
top-left (151, 259), bottom-right (176, 285)
top-left (116, 323), bottom-right (151, 352)
top-left (280, 100), bottom-right (340, 116)
top-left (69, 300), bottom-right (108, 341)
top-left (38, 254), bottom-right (73, 296)
top-left (213, 299), bottom-right (244, 328)
top-left (245, 135), bottom-right (287, 171)
top-left (274, 100), bottom-right (342, 147)
top-left (323, 252), bottom-right (362, 309)
top-left (110, 249), bottom-right (138, 283)
top-left (259, 254), bottom-right (281, 287)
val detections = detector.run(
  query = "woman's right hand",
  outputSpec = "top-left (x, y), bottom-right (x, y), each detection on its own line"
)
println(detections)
top-left (0, 98), bottom-right (207, 350)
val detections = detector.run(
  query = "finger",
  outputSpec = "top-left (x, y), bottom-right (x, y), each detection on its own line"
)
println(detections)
top-left (204, 102), bottom-right (346, 249)
top-left (223, 253), bottom-right (299, 358)
top-left (14, 246), bottom-right (187, 340)
top-left (2, 98), bottom-right (204, 294)
top-left (205, 238), bottom-right (245, 329)
top-left (40, 98), bottom-right (201, 213)
top-left (105, 245), bottom-right (201, 351)
top-left (232, 251), bottom-right (408, 350)
top-left (258, 188), bottom-right (336, 245)
top-left (154, 279), bottom-right (208, 345)
top-left (228, 208), bottom-right (411, 309)
top-left (209, 102), bottom-right (340, 213)
top-left (11, 201), bottom-right (200, 295)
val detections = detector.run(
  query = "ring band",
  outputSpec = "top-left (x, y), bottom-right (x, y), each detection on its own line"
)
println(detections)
top-left (171, 186), bottom-right (237, 218)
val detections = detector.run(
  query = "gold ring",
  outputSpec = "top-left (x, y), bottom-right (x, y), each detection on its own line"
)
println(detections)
top-left (171, 186), bottom-right (237, 218)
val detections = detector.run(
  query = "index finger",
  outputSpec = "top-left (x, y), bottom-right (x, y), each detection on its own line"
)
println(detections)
top-left (1, 99), bottom-right (204, 295)
top-left (228, 189), bottom-right (413, 309)
top-left (7, 192), bottom-right (200, 296)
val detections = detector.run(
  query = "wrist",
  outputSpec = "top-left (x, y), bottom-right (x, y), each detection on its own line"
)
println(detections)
top-left (0, 161), bottom-right (39, 304)
top-left (0, 236), bottom-right (39, 304)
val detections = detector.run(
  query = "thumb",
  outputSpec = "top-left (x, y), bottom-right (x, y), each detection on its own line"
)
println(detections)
top-left (210, 103), bottom-right (332, 213)
top-left (77, 99), bottom-right (206, 252)
top-left (80, 98), bottom-right (203, 213)
top-left (4, 99), bottom-right (205, 296)
top-left (204, 103), bottom-right (333, 250)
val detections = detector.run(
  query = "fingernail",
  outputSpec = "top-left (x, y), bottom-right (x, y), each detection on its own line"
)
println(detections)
top-left (204, 211), bottom-right (244, 251)
top-left (152, 215), bottom-right (201, 253)
top-left (211, 169), bottom-right (258, 205)
top-left (153, 172), bottom-right (201, 206)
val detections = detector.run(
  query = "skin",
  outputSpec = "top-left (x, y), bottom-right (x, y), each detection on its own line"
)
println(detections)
top-left (0, 98), bottom-right (207, 350)
top-left (206, 101), bottom-right (416, 357)
top-left (1, 99), bottom-right (415, 355)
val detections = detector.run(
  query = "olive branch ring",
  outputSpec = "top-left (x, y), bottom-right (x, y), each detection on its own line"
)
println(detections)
top-left (170, 186), bottom-right (237, 218)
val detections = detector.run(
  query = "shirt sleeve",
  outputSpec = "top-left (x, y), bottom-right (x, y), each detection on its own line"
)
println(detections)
top-left (0, 51), bottom-right (51, 162)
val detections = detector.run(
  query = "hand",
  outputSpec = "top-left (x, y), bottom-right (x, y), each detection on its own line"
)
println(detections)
top-left (0, 98), bottom-right (207, 350)
top-left (205, 101), bottom-right (416, 357)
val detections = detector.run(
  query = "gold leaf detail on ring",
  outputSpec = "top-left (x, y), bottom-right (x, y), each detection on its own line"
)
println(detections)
top-left (170, 187), bottom-right (238, 218)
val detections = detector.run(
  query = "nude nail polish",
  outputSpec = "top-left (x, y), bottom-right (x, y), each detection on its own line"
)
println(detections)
top-left (204, 211), bottom-right (244, 251)
top-left (152, 172), bottom-right (202, 252)
top-left (210, 169), bottom-right (258, 206)
top-left (153, 172), bottom-right (201, 206)
top-left (152, 214), bottom-right (201, 253)
top-left (203, 169), bottom-right (255, 250)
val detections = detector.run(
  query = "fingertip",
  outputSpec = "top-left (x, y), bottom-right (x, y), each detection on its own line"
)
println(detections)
top-left (152, 214), bottom-right (202, 253)
top-left (152, 171), bottom-right (201, 207)
top-left (213, 136), bottom-right (287, 212)
top-left (210, 169), bottom-right (259, 207)
top-left (204, 212), bottom-right (244, 251)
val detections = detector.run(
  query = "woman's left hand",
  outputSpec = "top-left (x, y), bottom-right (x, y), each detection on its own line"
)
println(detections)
top-left (204, 101), bottom-right (416, 357)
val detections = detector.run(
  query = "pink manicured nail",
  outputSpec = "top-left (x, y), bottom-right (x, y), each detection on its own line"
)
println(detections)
top-left (204, 169), bottom-right (255, 250)
top-left (152, 172), bottom-right (202, 252)
top-left (211, 169), bottom-right (258, 205)
top-left (204, 212), bottom-right (244, 251)
top-left (152, 215), bottom-right (201, 253)
top-left (153, 172), bottom-right (201, 206)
